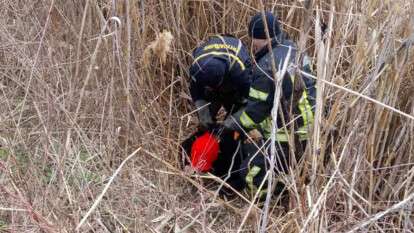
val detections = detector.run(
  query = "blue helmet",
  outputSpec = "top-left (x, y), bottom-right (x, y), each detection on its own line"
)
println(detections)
top-left (248, 11), bottom-right (281, 39)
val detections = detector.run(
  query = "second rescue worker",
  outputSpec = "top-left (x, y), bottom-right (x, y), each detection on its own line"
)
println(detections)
top-left (224, 12), bottom-right (316, 197)
top-left (189, 35), bottom-right (252, 129)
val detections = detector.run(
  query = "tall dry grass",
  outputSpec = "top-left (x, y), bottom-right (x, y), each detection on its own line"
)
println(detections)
top-left (0, 0), bottom-right (413, 232)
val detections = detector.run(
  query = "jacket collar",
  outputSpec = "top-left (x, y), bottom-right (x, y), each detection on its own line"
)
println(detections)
top-left (254, 33), bottom-right (286, 61)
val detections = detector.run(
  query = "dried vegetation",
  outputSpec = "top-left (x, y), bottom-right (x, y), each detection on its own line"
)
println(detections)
top-left (0, 0), bottom-right (413, 232)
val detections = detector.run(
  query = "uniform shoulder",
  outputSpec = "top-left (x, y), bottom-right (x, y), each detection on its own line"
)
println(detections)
top-left (270, 38), bottom-right (298, 64)
top-left (273, 38), bottom-right (297, 52)
top-left (201, 35), bottom-right (247, 56)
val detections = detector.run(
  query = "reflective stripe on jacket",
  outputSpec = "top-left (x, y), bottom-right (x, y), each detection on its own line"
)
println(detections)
top-left (189, 35), bottom-right (252, 102)
top-left (237, 36), bottom-right (316, 141)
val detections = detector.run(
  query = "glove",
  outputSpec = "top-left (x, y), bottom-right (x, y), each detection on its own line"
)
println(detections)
top-left (223, 116), bottom-right (238, 132)
top-left (223, 110), bottom-right (244, 131)
top-left (246, 129), bottom-right (263, 143)
top-left (195, 100), bottom-right (213, 129)
top-left (223, 117), bottom-right (236, 131)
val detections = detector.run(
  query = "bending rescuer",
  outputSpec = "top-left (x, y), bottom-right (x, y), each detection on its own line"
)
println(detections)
top-left (189, 35), bottom-right (252, 130)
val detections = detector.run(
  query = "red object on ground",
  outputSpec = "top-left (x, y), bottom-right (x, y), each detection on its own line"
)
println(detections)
top-left (191, 132), bottom-right (220, 172)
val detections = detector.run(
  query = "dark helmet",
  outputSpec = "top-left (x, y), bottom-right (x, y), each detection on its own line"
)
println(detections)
top-left (248, 11), bottom-right (281, 39)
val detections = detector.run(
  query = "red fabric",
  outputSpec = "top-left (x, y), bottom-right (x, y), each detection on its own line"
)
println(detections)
top-left (191, 132), bottom-right (220, 172)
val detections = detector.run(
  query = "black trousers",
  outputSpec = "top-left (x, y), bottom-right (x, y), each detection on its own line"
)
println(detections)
top-left (182, 130), bottom-right (306, 196)
top-left (239, 141), bottom-right (290, 195)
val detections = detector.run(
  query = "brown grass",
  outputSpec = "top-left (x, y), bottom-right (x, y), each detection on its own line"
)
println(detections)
top-left (0, 0), bottom-right (413, 232)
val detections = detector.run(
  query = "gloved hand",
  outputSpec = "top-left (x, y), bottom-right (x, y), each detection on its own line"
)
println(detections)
top-left (195, 100), bottom-right (213, 129)
top-left (246, 129), bottom-right (263, 143)
top-left (223, 110), bottom-right (244, 131)
top-left (223, 115), bottom-right (237, 131)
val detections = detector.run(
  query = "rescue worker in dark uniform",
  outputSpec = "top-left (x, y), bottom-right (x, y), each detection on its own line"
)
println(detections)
top-left (224, 12), bottom-right (316, 198)
top-left (189, 35), bottom-right (252, 129)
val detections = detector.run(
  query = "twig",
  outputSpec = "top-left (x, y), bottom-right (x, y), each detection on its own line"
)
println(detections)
top-left (299, 126), bottom-right (355, 233)
top-left (0, 207), bottom-right (28, 212)
top-left (76, 147), bottom-right (142, 230)
top-left (297, 70), bottom-right (414, 121)
top-left (346, 191), bottom-right (414, 233)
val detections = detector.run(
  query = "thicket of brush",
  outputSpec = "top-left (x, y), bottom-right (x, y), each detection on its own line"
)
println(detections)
top-left (1, 0), bottom-right (413, 232)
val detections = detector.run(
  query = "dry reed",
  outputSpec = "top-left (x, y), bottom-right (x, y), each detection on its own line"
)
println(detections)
top-left (0, 0), bottom-right (413, 232)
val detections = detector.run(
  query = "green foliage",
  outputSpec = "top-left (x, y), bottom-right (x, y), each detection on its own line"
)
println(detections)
top-left (0, 148), bottom-right (8, 160)
top-left (0, 219), bottom-right (7, 230)
top-left (43, 165), bottom-right (54, 184)
top-left (79, 148), bottom-right (90, 162)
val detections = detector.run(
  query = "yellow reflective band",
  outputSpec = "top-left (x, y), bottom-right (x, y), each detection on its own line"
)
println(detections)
top-left (193, 51), bottom-right (246, 71)
top-left (259, 117), bottom-right (272, 137)
top-left (276, 132), bottom-right (289, 142)
top-left (246, 166), bottom-right (268, 199)
top-left (276, 127), bottom-right (289, 142)
top-left (298, 91), bottom-right (314, 128)
top-left (256, 117), bottom-right (289, 141)
top-left (257, 189), bottom-right (268, 199)
top-left (296, 126), bottom-right (309, 141)
top-left (216, 35), bottom-right (242, 56)
top-left (298, 91), bottom-right (313, 141)
top-left (246, 166), bottom-right (261, 191)
top-left (296, 127), bottom-right (308, 135)
top-left (249, 88), bottom-right (268, 101)
top-left (203, 43), bottom-right (239, 53)
top-left (229, 36), bottom-right (243, 70)
top-left (240, 111), bottom-right (256, 128)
